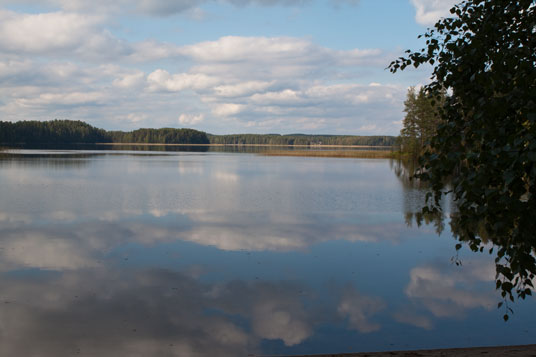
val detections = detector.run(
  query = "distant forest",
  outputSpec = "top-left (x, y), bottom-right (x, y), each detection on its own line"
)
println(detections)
top-left (208, 134), bottom-right (395, 146)
top-left (0, 120), bottom-right (209, 145)
top-left (0, 120), bottom-right (395, 146)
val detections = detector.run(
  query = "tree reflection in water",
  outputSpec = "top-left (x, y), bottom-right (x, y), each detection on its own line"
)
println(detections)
top-left (391, 157), bottom-right (535, 316)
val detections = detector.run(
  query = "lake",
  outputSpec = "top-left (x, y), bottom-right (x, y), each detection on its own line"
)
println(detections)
top-left (0, 148), bottom-right (534, 356)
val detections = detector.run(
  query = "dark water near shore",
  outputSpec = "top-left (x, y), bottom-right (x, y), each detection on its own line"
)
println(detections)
top-left (0, 148), bottom-right (534, 356)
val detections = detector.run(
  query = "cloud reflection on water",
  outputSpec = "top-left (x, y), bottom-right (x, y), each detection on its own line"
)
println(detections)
top-left (0, 270), bottom-right (256, 356)
top-left (1, 152), bottom-right (534, 355)
top-left (405, 261), bottom-right (496, 318)
top-left (0, 208), bottom-right (410, 273)
top-left (338, 287), bottom-right (385, 333)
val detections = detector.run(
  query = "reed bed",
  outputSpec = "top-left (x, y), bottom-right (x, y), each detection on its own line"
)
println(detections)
top-left (260, 150), bottom-right (395, 159)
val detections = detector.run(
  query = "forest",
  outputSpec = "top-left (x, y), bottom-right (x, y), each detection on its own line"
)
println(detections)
top-left (0, 120), bottom-right (210, 145)
top-left (0, 120), bottom-right (109, 144)
top-left (208, 134), bottom-right (395, 146)
top-left (0, 120), bottom-right (395, 146)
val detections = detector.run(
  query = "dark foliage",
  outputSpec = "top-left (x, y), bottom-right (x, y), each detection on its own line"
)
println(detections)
top-left (0, 120), bottom-right (210, 145)
top-left (390, 0), bottom-right (536, 316)
top-left (108, 128), bottom-right (210, 144)
top-left (0, 120), bottom-right (108, 144)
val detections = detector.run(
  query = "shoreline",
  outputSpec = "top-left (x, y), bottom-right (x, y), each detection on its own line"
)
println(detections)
top-left (257, 344), bottom-right (536, 357)
top-left (95, 143), bottom-right (393, 148)
top-left (260, 149), bottom-right (395, 159)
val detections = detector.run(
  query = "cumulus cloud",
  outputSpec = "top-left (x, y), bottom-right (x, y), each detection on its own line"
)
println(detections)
top-left (16, 92), bottom-right (106, 108)
top-left (136, 0), bottom-right (206, 16)
top-left (131, 36), bottom-right (403, 133)
top-left (0, 6), bottom-right (406, 133)
top-left (180, 36), bottom-right (383, 73)
top-left (211, 103), bottom-right (246, 117)
top-left (147, 69), bottom-right (219, 92)
top-left (410, 0), bottom-right (459, 26)
top-left (0, 10), bottom-right (129, 59)
top-left (214, 81), bottom-right (275, 98)
top-left (178, 113), bottom-right (204, 125)
top-left (0, 0), bottom-right (362, 17)
top-left (113, 71), bottom-right (145, 89)
top-left (0, 12), bottom-right (404, 133)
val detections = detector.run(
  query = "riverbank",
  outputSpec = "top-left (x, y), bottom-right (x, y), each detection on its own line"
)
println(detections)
top-left (259, 344), bottom-right (536, 357)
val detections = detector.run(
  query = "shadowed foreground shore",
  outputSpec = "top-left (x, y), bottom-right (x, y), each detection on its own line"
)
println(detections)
top-left (257, 345), bottom-right (536, 357)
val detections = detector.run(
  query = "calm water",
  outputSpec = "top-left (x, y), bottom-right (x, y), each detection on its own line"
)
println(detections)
top-left (0, 149), bottom-right (534, 356)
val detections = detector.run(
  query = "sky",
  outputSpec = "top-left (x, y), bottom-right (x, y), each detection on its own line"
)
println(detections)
top-left (0, 0), bottom-right (458, 135)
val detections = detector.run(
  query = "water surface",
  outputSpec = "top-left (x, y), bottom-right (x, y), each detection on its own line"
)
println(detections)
top-left (0, 149), bottom-right (533, 356)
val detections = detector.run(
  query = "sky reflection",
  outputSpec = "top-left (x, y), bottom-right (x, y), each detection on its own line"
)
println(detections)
top-left (0, 150), bottom-right (534, 356)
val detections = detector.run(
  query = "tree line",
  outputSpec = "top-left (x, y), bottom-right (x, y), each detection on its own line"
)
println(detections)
top-left (208, 134), bottom-right (395, 146)
top-left (0, 120), bottom-right (395, 146)
top-left (108, 128), bottom-right (210, 144)
top-left (0, 120), bottom-right (210, 145)
top-left (0, 120), bottom-right (109, 144)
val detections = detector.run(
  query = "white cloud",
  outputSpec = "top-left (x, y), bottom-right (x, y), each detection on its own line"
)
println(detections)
top-left (0, 0), bottom-right (361, 17)
top-left (178, 113), bottom-right (204, 125)
top-left (0, 10), bottom-right (128, 59)
top-left (113, 71), bottom-right (145, 89)
top-left (211, 103), bottom-right (245, 117)
top-left (358, 124), bottom-right (376, 131)
top-left (16, 92), bottom-right (106, 108)
top-left (0, 9), bottom-right (408, 134)
top-left (147, 69), bottom-right (219, 92)
top-left (180, 36), bottom-right (312, 62)
top-left (136, 0), bottom-right (204, 16)
top-left (250, 89), bottom-right (302, 106)
top-left (0, 10), bottom-right (94, 53)
top-left (177, 36), bottom-right (385, 80)
top-left (410, 0), bottom-right (458, 26)
top-left (214, 81), bottom-right (274, 98)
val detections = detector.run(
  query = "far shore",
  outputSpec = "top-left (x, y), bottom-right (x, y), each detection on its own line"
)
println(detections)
top-left (260, 149), bottom-right (395, 159)
top-left (95, 142), bottom-right (393, 149)
top-left (1, 143), bottom-right (399, 159)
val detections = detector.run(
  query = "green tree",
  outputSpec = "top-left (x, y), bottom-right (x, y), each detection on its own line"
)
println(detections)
top-left (399, 87), bottom-right (420, 155)
top-left (399, 86), bottom-right (445, 156)
top-left (389, 0), bottom-right (536, 318)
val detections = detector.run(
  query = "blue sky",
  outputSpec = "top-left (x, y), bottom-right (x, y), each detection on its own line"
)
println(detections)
top-left (0, 0), bottom-right (458, 135)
